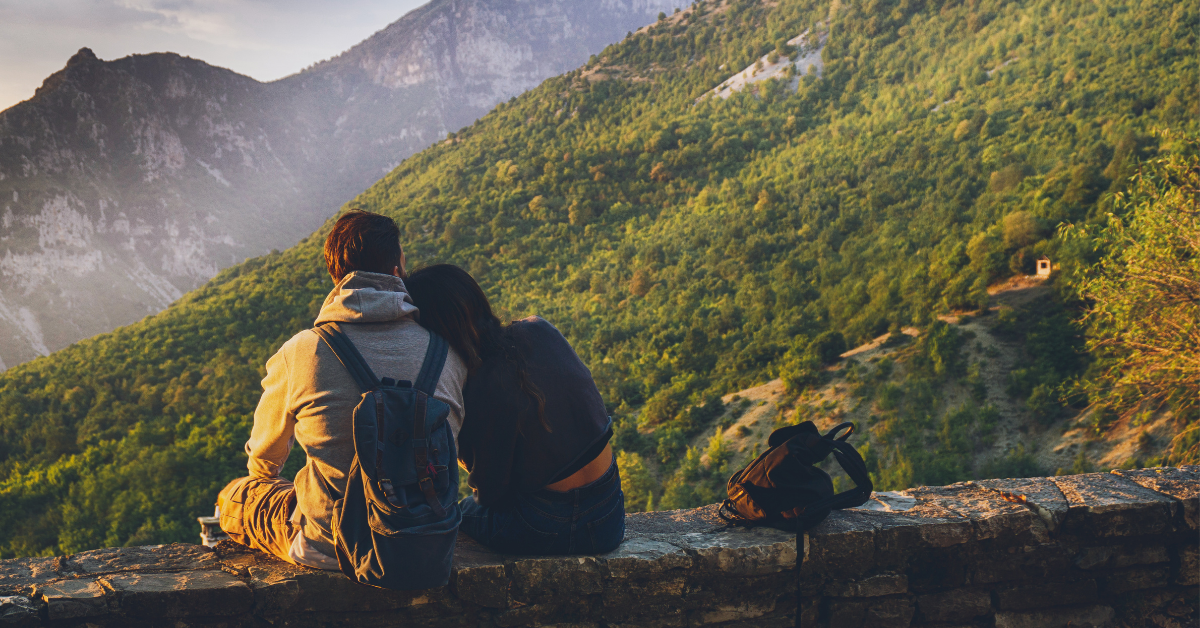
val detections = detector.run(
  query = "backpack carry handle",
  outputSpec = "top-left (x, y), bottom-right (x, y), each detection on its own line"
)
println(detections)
top-left (823, 422), bottom-right (855, 442)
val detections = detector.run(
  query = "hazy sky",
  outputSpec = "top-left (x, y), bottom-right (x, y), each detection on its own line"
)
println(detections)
top-left (0, 0), bottom-right (429, 112)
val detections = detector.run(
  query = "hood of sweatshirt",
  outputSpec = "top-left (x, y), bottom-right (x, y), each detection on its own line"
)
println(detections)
top-left (314, 271), bottom-right (420, 325)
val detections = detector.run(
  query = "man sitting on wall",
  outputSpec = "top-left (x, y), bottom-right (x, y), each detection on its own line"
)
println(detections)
top-left (216, 209), bottom-right (467, 569)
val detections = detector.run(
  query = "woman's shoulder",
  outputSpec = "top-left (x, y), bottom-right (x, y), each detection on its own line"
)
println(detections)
top-left (508, 315), bottom-right (566, 344)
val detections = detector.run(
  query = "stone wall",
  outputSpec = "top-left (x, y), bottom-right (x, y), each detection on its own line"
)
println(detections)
top-left (0, 467), bottom-right (1195, 628)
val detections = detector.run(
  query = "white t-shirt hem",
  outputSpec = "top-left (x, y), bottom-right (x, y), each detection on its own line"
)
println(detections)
top-left (288, 531), bottom-right (341, 571)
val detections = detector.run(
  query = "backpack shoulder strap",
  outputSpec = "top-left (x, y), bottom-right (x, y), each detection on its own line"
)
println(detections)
top-left (413, 331), bottom-right (449, 396)
top-left (313, 322), bottom-right (380, 393)
top-left (826, 440), bottom-right (874, 510)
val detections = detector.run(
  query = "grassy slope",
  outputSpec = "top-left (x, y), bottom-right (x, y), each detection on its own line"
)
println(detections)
top-left (0, 0), bottom-right (1195, 557)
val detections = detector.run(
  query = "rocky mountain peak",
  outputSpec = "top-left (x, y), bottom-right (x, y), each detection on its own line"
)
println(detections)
top-left (67, 47), bottom-right (99, 65)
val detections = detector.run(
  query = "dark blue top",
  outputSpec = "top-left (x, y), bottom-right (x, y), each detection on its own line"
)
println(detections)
top-left (458, 316), bottom-right (612, 507)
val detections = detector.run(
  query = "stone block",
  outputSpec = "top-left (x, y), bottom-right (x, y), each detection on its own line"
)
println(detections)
top-left (1053, 473), bottom-right (1176, 537)
top-left (39, 578), bottom-right (111, 620)
top-left (977, 477), bottom-right (1069, 533)
top-left (69, 543), bottom-right (217, 574)
top-left (675, 527), bottom-right (796, 576)
top-left (995, 603), bottom-right (1115, 628)
top-left (907, 547), bottom-right (971, 592)
top-left (1101, 566), bottom-right (1169, 594)
top-left (692, 597), bottom-right (782, 625)
top-left (0, 596), bottom-right (40, 627)
top-left (288, 568), bottom-right (447, 613)
top-left (1112, 545), bottom-right (1169, 568)
top-left (799, 596), bottom-right (819, 626)
top-left (600, 573), bottom-right (688, 614)
top-left (450, 538), bottom-right (509, 608)
top-left (1177, 545), bottom-right (1198, 586)
top-left (0, 557), bottom-right (61, 596)
top-left (510, 555), bottom-right (603, 602)
top-left (1112, 467), bottom-right (1200, 530)
top-left (916, 588), bottom-right (991, 622)
top-left (1075, 543), bottom-right (1169, 571)
top-left (601, 536), bottom-right (693, 581)
top-left (827, 595), bottom-right (915, 628)
top-left (865, 509), bottom-right (973, 569)
top-left (103, 570), bottom-right (253, 618)
top-left (622, 505), bottom-right (726, 536)
top-left (600, 586), bottom-right (689, 626)
top-left (995, 579), bottom-right (1096, 610)
top-left (804, 511), bottom-right (876, 579)
top-left (1074, 546), bottom-right (1113, 570)
top-left (825, 573), bottom-right (908, 597)
top-left (493, 596), bottom-right (592, 627)
top-left (247, 567), bottom-right (301, 616)
top-left (970, 543), bottom-right (1074, 585)
top-left (912, 483), bottom-right (1047, 543)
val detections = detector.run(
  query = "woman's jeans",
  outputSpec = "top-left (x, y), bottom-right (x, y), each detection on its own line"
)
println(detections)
top-left (459, 456), bottom-right (625, 554)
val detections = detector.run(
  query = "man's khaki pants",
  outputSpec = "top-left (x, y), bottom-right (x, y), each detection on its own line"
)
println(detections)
top-left (217, 476), bottom-right (299, 564)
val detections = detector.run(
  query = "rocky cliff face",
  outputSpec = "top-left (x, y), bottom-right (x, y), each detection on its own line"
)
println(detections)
top-left (0, 0), bottom-right (678, 369)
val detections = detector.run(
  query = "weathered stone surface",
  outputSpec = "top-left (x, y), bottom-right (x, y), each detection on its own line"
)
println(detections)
top-left (511, 555), bottom-right (603, 601)
top-left (910, 482), bottom-right (1047, 543)
top-left (450, 538), bottom-right (509, 609)
top-left (803, 511), bottom-right (876, 578)
top-left (692, 596), bottom-right (783, 625)
top-left (825, 573), bottom-right (907, 597)
top-left (995, 579), bottom-right (1097, 610)
top-left (39, 578), bottom-right (109, 620)
top-left (916, 588), bottom-right (991, 621)
top-left (994, 604), bottom-right (1115, 628)
top-left (1053, 473), bottom-right (1177, 537)
top-left (622, 504), bottom-right (727, 535)
top-left (1, 470), bottom-right (1197, 627)
top-left (1177, 545), bottom-right (1198, 586)
top-left (866, 509), bottom-right (973, 570)
top-left (976, 477), bottom-right (1070, 533)
top-left (675, 527), bottom-right (796, 576)
top-left (69, 543), bottom-right (216, 574)
top-left (103, 570), bottom-right (252, 618)
top-left (828, 595), bottom-right (915, 628)
top-left (0, 596), bottom-right (39, 627)
top-left (1077, 544), bottom-right (1172, 571)
top-left (0, 558), bottom-right (60, 596)
top-left (970, 543), bottom-right (1073, 584)
top-left (600, 536), bottom-right (692, 580)
top-left (290, 569), bottom-right (445, 613)
top-left (1100, 566), bottom-right (1170, 594)
top-left (1112, 466), bottom-right (1200, 530)
top-left (247, 566), bottom-right (301, 616)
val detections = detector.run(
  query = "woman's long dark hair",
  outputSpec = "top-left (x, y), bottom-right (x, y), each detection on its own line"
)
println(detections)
top-left (405, 264), bottom-right (548, 432)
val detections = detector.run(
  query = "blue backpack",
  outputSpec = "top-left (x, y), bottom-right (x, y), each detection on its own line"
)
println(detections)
top-left (313, 322), bottom-right (461, 590)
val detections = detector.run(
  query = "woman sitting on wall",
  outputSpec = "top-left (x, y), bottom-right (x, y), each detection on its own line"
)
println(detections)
top-left (405, 264), bottom-right (624, 554)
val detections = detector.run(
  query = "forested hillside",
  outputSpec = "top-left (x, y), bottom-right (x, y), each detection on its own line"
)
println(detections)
top-left (1, 0), bottom-right (1196, 558)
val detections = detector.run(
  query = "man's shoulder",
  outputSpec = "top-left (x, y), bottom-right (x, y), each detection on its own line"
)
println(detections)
top-left (278, 327), bottom-right (321, 357)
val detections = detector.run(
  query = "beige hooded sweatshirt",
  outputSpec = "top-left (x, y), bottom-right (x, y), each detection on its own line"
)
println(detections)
top-left (245, 271), bottom-right (467, 559)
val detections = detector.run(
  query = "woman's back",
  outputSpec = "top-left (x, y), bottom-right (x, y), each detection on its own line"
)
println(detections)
top-left (459, 316), bottom-right (612, 506)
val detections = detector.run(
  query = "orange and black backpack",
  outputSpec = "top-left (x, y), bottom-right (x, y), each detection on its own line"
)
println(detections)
top-left (720, 421), bottom-right (872, 531)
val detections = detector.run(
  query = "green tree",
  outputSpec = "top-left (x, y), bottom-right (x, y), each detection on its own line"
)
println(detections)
top-left (1066, 133), bottom-right (1200, 463)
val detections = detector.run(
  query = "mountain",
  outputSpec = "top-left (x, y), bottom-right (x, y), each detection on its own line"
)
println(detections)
top-left (0, 0), bottom-right (1195, 557)
top-left (0, 0), bottom-right (680, 370)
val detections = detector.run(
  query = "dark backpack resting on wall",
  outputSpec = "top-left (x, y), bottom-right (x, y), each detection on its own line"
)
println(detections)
top-left (721, 421), bottom-right (872, 531)
top-left (313, 322), bottom-right (461, 590)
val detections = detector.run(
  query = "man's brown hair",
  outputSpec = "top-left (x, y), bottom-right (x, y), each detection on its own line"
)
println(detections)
top-left (323, 210), bottom-right (403, 282)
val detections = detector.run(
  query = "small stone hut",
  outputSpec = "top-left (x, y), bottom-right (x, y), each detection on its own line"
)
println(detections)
top-left (1036, 255), bottom-right (1051, 277)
